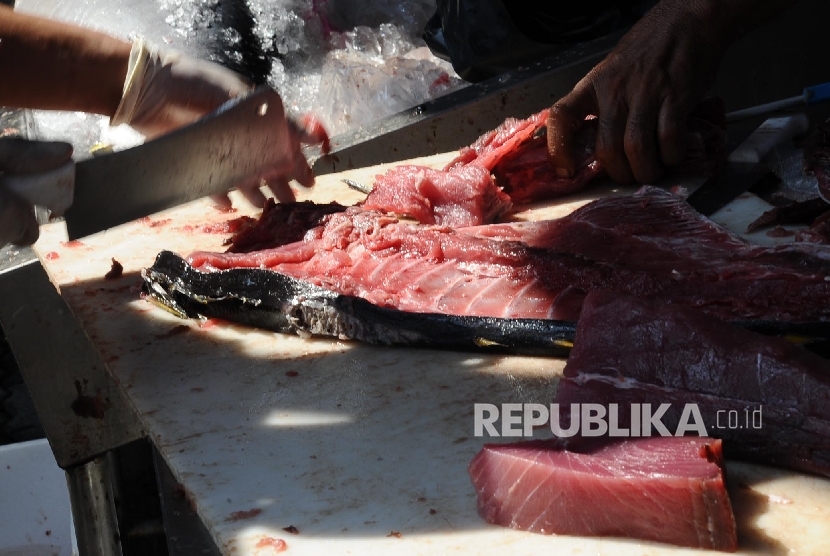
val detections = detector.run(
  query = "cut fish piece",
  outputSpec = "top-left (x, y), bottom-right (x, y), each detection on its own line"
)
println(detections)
top-left (468, 436), bottom-right (737, 551)
top-left (363, 164), bottom-right (511, 227)
top-left (556, 290), bottom-right (830, 477)
top-left (190, 187), bottom-right (830, 323)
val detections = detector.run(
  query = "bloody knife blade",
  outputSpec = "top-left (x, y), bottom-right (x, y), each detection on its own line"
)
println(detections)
top-left (687, 114), bottom-right (809, 216)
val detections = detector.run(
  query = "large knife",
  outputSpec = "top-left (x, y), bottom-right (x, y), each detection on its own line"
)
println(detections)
top-left (686, 114), bottom-right (809, 216)
top-left (2, 87), bottom-right (290, 240)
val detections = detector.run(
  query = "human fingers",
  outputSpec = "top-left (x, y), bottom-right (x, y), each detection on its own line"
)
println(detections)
top-left (266, 177), bottom-right (296, 204)
top-left (238, 181), bottom-right (268, 208)
top-left (290, 153), bottom-right (315, 188)
top-left (595, 97), bottom-right (634, 185)
top-left (657, 99), bottom-right (688, 167)
top-left (210, 193), bottom-right (234, 211)
top-left (547, 83), bottom-right (597, 177)
top-left (0, 138), bottom-right (73, 174)
top-left (624, 97), bottom-right (662, 184)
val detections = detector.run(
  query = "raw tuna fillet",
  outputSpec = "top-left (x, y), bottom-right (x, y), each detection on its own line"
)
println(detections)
top-left (443, 108), bottom-right (602, 203)
top-left (195, 187), bottom-right (830, 323)
top-left (363, 164), bottom-right (511, 227)
top-left (556, 290), bottom-right (830, 477)
top-left (468, 436), bottom-right (737, 551)
top-left (443, 98), bottom-right (725, 204)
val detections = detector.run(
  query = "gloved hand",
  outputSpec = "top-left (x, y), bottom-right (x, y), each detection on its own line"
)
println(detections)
top-left (0, 138), bottom-right (73, 248)
top-left (110, 38), bottom-right (251, 139)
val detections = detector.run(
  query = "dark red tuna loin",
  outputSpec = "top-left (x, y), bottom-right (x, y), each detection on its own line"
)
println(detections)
top-left (556, 290), bottom-right (830, 477)
top-left (468, 436), bottom-right (737, 551)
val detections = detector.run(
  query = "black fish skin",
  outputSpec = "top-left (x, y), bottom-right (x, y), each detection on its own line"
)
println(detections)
top-left (143, 251), bottom-right (830, 355)
top-left (142, 251), bottom-right (577, 356)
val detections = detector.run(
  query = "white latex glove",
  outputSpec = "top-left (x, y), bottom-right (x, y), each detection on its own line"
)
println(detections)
top-left (111, 38), bottom-right (251, 139)
top-left (0, 138), bottom-right (74, 248)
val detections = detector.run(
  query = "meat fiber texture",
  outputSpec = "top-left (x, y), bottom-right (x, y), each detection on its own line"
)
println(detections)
top-left (361, 100), bottom-right (724, 225)
top-left (189, 187), bottom-right (830, 323)
top-left (362, 164), bottom-right (512, 227)
top-left (557, 290), bottom-right (830, 477)
top-left (468, 436), bottom-right (737, 551)
top-left (444, 97), bottom-right (725, 205)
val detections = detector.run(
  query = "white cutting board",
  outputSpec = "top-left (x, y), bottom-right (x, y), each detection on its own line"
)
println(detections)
top-left (32, 153), bottom-right (830, 555)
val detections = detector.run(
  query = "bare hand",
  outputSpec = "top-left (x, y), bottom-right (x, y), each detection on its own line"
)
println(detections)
top-left (547, 0), bottom-right (726, 184)
top-left (210, 114), bottom-right (332, 210)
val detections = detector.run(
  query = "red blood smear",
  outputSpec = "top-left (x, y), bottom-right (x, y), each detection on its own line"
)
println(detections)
top-left (430, 72), bottom-right (451, 91)
top-left (200, 318), bottom-right (231, 329)
top-left (200, 216), bottom-right (256, 235)
top-left (255, 537), bottom-right (287, 552)
top-left (61, 240), bottom-right (85, 249)
top-left (767, 226), bottom-right (795, 238)
top-left (148, 218), bottom-right (172, 228)
top-left (299, 114), bottom-right (331, 155)
top-left (44, 252), bottom-right (60, 260)
top-left (226, 508), bottom-right (262, 522)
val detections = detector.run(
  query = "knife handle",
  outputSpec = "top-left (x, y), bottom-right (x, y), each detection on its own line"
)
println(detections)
top-left (0, 161), bottom-right (75, 217)
top-left (727, 114), bottom-right (809, 164)
top-left (805, 82), bottom-right (830, 106)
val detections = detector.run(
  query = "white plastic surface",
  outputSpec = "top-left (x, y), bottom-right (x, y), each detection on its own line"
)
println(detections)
top-left (728, 114), bottom-right (810, 164)
top-left (0, 439), bottom-right (76, 556)
top-left (31, 155), bottom-right (830, 556)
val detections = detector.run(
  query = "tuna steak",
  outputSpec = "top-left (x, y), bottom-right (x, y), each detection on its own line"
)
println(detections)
top-left (468, 436), bottom-right (737, 551)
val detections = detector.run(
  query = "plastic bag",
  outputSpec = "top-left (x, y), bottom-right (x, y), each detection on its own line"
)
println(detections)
top-left (315, 23), bottom-right (465, 136)
top-left (424, 0), bottom-right (648, 82)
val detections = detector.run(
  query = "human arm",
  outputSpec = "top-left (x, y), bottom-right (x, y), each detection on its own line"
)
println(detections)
top-left (0, 5), bottom-right (249, 138)
top-left (0, 5), bottom-right (130, 117)
top-left (546, 0), bottom-right (798, 185)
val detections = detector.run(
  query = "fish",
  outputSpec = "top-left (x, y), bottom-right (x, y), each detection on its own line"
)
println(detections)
top-left (441, 98), bottom-right (725, 205)
top-left (187, 187), bottom-right (830, 324)
top-left (358, 99), bottom-right (726, 225)
top-left (555, 290), bottom-right (830, 477)
top-left (468, 436), bottom-right (737, 551)
top-left (142, 250), bottom-right (576, 356)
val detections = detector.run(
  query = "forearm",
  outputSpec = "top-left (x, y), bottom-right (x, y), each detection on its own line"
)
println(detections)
top-left (0, 6), bottom-right (130, 116)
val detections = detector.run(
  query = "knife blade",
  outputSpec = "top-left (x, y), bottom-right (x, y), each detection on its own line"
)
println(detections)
top-left (59, 86), bottom-right (289, 240)
top-left (686, 114), bottom-right (809, 216)
top-left (685, 164), bottom-right (776, 217)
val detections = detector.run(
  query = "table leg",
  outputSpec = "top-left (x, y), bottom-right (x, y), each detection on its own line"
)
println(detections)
top-left (65, 455), bottom-right (123, 556)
